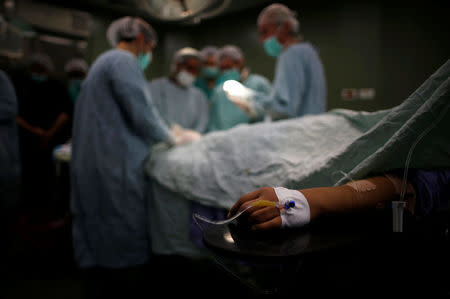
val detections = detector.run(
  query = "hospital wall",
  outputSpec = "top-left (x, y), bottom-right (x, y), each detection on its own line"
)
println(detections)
top-left (86, 0), bottom-right (449, 113)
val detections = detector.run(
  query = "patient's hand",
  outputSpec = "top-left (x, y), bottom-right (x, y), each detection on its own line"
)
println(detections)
top-left (228, 187), bottom-right (282, 231)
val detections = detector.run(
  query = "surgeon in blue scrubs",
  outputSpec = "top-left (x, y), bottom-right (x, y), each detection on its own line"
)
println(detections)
top-left (71, 16), bottom-right (183, 296)
top-left (148, 47), bottom-right (209, 134)
top-left (229, 3), bottom-right (326, 120)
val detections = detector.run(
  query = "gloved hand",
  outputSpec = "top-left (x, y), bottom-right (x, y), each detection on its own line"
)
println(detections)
top-left (222, 80), bottom-right (258, 118)
top-left (227, 187), bottom-right (310, 230)
top-left (170, 124), bottom-right (202, 146)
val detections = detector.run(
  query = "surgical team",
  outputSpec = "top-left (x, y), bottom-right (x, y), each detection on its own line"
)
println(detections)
top-left (2, 1), bottom-right (449, 298)
top-left (2, 2), bottom-right (327, 295)
top-left (70, 3), bottom-right (326, 270)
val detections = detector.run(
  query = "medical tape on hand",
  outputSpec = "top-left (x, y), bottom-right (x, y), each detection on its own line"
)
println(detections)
top-left (346, 179), bottom-right (377, 192)
top-left (275, 187), bottom-right (310, 228)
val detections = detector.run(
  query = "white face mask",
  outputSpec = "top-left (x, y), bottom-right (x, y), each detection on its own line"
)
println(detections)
top-left (176, 70), bottom-right (196, 87)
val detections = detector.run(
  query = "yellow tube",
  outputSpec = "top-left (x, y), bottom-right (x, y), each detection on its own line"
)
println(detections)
top-left (252, 199), bottom-right (278, 207)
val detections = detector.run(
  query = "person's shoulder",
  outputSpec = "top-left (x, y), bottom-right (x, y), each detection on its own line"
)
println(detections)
top-left (281, 43), bottom-right (321, 67)
top-left (0, 69), bottom-right (16, 84)
top-left (0, 69), bottom-right (16, 96)
top-left (149, 77), bottom-right (169, 85)
top-left (284, 42), bottom-right (317, 56)
top-left (97, 49), bottom-right (137, 72)
top-left (149, 77), bottom-right (173, 91)
top-left (247, 73), bottom-right (270, 84)
top-left (0, 69), bottom-right (8, 80)
top-left (102, 49), bottom-right (134, 60)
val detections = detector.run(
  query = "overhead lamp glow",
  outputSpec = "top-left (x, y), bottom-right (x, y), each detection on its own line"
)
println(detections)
top-left (141, 0), bottom-right (231, 23)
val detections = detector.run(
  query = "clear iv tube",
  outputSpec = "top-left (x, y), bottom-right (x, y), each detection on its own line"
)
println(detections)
top-left (193, 199), bottom-right (295, 226)
top-left (400, 101), bottom-right (449, 201)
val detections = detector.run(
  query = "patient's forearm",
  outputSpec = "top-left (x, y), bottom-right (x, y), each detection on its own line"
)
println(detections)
top-left (300, 176), bottom-right (400, 221)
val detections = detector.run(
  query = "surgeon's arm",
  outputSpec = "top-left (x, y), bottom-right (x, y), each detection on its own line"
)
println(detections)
top-left (193, 92), bottom-right (209, 134)
top-left (228, 176), bottom-right (413, 231)
top-left (110, 58), bottom-right (174, 144)
top-left (224, 85), bottom-right (268, 120)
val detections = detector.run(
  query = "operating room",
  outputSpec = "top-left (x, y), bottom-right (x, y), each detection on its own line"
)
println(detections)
top-left (1, 0), bottom-right (449, 298)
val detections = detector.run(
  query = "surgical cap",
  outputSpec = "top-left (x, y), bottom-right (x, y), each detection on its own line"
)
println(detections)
top-left (173, 47), bottom-right (200, 65)
top-left (171, 47), bottom-right (200, 72)
top-left (29, 53), bottom-right (54, 72)
top-left (257, 3), bottom-right (300, 34)
top-left (199, 46), bottom-right (218, 62)
top-left (216, 45), bottom-right (244, 63)
top-left (64, 58), bottom-right (89, 74)
top-left (106, 16), bottom-right (158, 47)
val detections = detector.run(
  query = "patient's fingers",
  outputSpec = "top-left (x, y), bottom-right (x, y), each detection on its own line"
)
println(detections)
top-left (228, 188), bottom-right (262, 217)
top-left (252, 216), bottom-right (282, 231)
top-left (239, 188), bottom-right (264, 202)
top-left (248, 206), bottom-right (280, 224)
top-left (237, 198), bottom-right (268, 215)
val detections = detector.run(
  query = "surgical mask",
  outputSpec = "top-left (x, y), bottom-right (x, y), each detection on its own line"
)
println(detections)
top-left (137, 52), bottom-right (152, 70)
top-left (68, 79), bottom-right (83, 103)
top-left (201, 66), bottom-right (220, 78)
top-left (31, 73), bottom-right (48, 83)
top-left (217, 68), bottom-right (241, 85)
top-left (176, 70), bottom-right (196, 87)
top-left (263, 36), bottom-right (283, 58)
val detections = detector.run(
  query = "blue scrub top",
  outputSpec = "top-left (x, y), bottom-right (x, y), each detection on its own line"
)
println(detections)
top-left (71, 49), bottom-right (172, 268)
top-left (254, 42), bottom-right (326, 119)
top-left (148, 77), bottom-right (210, 133)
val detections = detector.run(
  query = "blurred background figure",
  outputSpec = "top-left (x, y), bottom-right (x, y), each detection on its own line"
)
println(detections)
top-left (255, 3), bottom-right (326, 120)
top-left (64, 58), bottom-right (88, 105)
top-left (148, 47), bottom-right (209, 134)
top-left (15, 52), bottom-right (71, 212)
top-left (207, 44), bottom-right (271, 132)
top-left (0, 69), bottom-right (21, 246)
top-left (63, 58), bottom-right (89, 142)
top-left (70, 16), bottom-right (192, 297)
top-left (194, 45), bottom-right (220, 101)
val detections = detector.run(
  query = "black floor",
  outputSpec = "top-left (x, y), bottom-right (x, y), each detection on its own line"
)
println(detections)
top-left (3, 206), bottom-right (449, 299)
top-left (2, 211), bottom-right (257, 299)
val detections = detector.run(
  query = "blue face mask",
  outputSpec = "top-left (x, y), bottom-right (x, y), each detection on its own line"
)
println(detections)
top-left (201, 66), bottom-right (220, 79)
top-left (137, 52), bottom-right (152, 70)
top-left (68, 79), bottom-right (83, 103)
top-left (31, 73), bottom-right (48, 83)
top-left (217, 68), bottom-right (241, 85)
top-left (263, 36), bottom-right (283, 58)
